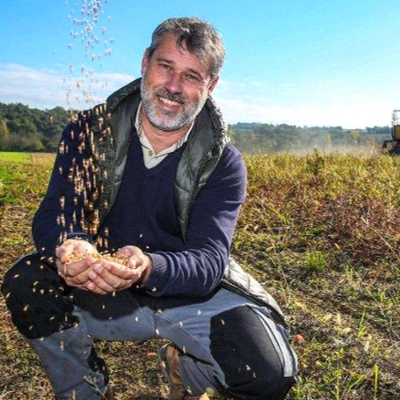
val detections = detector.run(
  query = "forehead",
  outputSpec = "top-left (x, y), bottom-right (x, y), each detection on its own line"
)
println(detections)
top-left (152, 34), bottom-right (210, 76)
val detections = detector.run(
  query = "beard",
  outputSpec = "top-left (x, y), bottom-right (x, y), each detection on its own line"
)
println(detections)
top-left (140, 76), bottom-right (208, 132)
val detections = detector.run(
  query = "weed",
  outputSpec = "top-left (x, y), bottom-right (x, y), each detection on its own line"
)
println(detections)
top-left (305, 251), bottom-right (328, 275)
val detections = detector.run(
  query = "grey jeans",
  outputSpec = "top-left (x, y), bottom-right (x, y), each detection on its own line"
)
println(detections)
top-left (2, 254), bottom-right (297, 400)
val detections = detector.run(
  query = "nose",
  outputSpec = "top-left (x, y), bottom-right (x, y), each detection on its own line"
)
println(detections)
top-left (164, 72), bottom-right (183, 94)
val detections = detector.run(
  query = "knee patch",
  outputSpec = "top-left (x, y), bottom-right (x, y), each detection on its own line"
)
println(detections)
top-left (210, 305), bottom-right (295, 400)
top-left (1, 254), bottom-right (77, 339)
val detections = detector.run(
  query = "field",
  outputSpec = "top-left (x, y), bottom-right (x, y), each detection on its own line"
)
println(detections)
top-left (0, 150), bottom-right (399, 399)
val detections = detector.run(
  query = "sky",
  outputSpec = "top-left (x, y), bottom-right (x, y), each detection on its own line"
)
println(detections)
top-left (0, 0), bottom-right (399, 129)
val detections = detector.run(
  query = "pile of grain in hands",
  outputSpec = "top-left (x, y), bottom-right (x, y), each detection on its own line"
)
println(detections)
top-left (65, 249), bottom-right (131, 268)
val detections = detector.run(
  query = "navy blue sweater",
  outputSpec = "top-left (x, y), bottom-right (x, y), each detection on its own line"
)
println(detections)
top-left (33, 131), bottom-right (247, 297)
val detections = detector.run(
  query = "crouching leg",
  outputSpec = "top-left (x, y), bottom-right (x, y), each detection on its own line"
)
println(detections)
top-left (209, 305), bottom-right (297, 400)
top-left (1, 253), bottom-right (109, 400)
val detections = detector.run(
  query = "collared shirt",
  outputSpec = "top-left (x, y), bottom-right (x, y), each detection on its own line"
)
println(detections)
top-left (134, 102), bottom-right (193, 169)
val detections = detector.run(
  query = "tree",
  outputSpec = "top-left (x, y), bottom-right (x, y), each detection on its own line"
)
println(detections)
top-left (0, 119), bottom-right (10, 149)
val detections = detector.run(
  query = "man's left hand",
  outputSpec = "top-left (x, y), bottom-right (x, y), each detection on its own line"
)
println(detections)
top-left (85, 246), bottom-right (152, 294)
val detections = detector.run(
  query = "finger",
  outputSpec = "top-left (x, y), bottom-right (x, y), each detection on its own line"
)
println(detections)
top-left (88, 265), bottom-right (121, 292)
top-left (128, 256), bottom-right (137, 269)
top-left (56, 246), bottom-right (73, 263)
top-left (116, 245), bottom-right (137, 255)
top-left (64, 278), bottom-right (91, 290)
top-left (56, 261), bottom-right (69, 281)
top-left (115, 247), bottom-right (131, 258)
top-left (115, 246), bottom-right (143, 262)
top-left (64, 259), bottom-right (93, 277)
top-left (86, 281), bottom-right (109, 295)
top-left (87, 275), bottom-right (120, 294)
top-left (90, 261), bottom-right (143, 292)
top-left (57, 261), bottom-right (94, 289)
top-left (101, 260), bottom-right (141, 280)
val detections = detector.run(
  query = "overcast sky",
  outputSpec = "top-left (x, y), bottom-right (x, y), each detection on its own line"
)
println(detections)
top-left (0, 0), bottom-right (399, 128)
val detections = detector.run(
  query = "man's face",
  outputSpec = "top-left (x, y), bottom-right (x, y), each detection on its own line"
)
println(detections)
top-left (140, 34), bottom-right (218, 132)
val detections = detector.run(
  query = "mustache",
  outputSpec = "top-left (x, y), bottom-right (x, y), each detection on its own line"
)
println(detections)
top-left (155, 89), bottom-right (188, 105)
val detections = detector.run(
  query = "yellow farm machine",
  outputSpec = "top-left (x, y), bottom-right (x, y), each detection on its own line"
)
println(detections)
top-left (382, 110), bottom-right (400, 154)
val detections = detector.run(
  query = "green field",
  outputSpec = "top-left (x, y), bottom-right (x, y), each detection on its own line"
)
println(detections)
top-left (0, 151), bottom-right (31, 163)
top-left (0, 151), bottom-right (56, 165)
top-left (0, 151), bottom-right (399, 399)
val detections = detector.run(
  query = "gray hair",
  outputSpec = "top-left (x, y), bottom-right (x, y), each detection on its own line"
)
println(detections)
top-left (147, 17), bottom-right (226, 79)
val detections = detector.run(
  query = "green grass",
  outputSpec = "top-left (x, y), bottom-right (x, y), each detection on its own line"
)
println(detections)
top-left (1, 151), bottom-right (400, 399)
top-left (0, 151), bottom-right (55, 165)
top-left (0, 151), bottom-right (31, 163)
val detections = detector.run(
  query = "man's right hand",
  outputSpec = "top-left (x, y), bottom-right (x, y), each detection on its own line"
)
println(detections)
top-left (55, 239), bottom-right (98, 289)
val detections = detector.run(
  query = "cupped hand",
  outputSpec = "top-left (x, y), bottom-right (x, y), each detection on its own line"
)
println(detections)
top-left (55, 239), bottom-right (98, 289)
top-left (85, 246), bottom-right (152, 295)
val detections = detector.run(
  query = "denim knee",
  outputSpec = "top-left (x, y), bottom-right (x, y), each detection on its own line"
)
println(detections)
top-left (1, 253), bottom-right (77, 339)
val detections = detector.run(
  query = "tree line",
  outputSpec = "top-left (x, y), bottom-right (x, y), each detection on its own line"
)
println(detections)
top-left (0, 103), bottom-right (72, 152)
top-left (0, 102), bottom-right (391, 153)
top-left (228, 122), bottom-right (391, 153)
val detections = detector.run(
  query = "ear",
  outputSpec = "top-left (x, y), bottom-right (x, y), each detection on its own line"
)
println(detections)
top-left (141, 49), bottom-right (150, 75)
top-left (208, 76), bottom-right (219, 93)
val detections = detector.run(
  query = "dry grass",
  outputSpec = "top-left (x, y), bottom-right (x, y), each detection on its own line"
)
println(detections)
top-left (0, 152), bottom-right (400, 399)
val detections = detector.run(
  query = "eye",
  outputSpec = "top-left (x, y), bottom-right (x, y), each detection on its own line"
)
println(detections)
top-left (159, 62), bottom-right (172, 71)
top-left (186, 74), bottom-right (200, 82)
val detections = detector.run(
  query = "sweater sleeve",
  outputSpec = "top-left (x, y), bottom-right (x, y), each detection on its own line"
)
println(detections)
top-left (141, 144), bottom-right (247, 297)
top-left (32, 113), bottom-right (95, 258)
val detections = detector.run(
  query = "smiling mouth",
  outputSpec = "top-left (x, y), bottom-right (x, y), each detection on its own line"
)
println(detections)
top-left (158, 96), bottom-right (183, 107)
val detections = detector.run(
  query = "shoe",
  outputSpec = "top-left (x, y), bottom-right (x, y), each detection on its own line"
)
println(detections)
top-left (159, 343), bottom-right (210, 400)
top-left (102, 385), bottom-right (115, 400)
top-left (88, 347), bottom-right (110, 385)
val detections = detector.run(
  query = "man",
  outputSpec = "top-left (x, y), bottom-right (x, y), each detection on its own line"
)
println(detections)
top-left (2, 17), bottom-right (297, 400)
